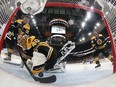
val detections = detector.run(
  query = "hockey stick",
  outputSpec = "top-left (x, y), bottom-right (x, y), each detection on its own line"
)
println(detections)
top-left (16, 45), bottom-right (56, 83)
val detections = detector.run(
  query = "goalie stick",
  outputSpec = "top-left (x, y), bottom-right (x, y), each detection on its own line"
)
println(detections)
top-left (16, 45), bottom-right (56, 83)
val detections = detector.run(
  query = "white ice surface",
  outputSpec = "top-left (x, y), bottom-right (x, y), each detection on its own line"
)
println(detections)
top-left (0, 54), bottom-right (115, 87)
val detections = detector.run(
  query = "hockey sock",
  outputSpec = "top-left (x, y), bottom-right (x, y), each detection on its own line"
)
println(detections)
top-left (108, 55), bottom-right (113, 62)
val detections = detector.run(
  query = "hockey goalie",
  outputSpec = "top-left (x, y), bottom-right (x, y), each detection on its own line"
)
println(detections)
top-left (17, 34), bottom-right (69, 76)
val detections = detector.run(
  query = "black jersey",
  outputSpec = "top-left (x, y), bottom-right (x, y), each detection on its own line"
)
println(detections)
top-left (91, 34), bottom-right (106, 49)
top-left (7, 24), bottom-right (19, 39)
top-left (36, 42), bottom-right (53, 60)
top-left (7, 19), bottom-right (30, 40)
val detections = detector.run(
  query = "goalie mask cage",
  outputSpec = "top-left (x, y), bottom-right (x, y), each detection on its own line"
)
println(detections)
top-left (0, 0), bottom-right (116, 72)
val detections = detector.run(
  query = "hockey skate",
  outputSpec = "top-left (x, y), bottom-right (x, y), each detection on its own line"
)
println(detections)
top-left (95, 63), bottom-right (101, 68)
top-left (95, 60), bottom-right (101, 68)
top-left (110, 58), bottom-right (114, 65)
top-left (3, 52), bottom-right (12, 61)
top-left (47, 61), bottom-right (66, 73)
top-left (4, 57), bottom-right (11, 61)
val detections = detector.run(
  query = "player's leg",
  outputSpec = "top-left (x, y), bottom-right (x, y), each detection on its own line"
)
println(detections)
top-left (4, 48), bottom-right (13, 61)
top-left (93, 50), bottom-right (101, 68)
top-left (45, 48), bottom-right (58, 71)
top-left (102, 48), bottom-right (113, 64)
top-left (28, 52), bottom-right (46, 74)
top-left (108, 54), bottom-right (113, 64)
top-left (47, 48), bottom-right (66, 73)
top-left (4, 51), bottom-right (11, 60)
top-left (94, 57), bottom-right (101, 68)
top-left (3, 39), bottom-right (15, 61)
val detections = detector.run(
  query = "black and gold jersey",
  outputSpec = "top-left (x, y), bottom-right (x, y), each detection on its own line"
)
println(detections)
top-left (36, 42), bottom-right (53, 60)
top-left (91, 34), bottom-right (106, 49)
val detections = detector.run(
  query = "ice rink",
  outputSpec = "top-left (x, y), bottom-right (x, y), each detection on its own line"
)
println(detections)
top-left (0, 53), bottom-right (116, 87)
top-left (0, 0), bottom-right (116, 87)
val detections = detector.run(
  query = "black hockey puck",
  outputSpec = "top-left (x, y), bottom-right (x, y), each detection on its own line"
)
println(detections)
top-left (38, 72), bottom-right (44, 77)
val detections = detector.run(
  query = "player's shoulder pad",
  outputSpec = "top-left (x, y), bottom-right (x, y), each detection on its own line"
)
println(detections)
top-left (91, 36), bottom-right (95, 40)
top-left (15, 19), bottom-right (23, 24)
top-left (23, 23), bottom-right (30, 30)
top-left (98, 34), bottom-right (103, 36)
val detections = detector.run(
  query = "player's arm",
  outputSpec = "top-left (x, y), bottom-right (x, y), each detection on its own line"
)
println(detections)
top-left (99, 34), bottom-right (107, 46)
top-left (6, 24), bottom-right (16, 40)
top-left (91, 36), bottom-right (96, 49)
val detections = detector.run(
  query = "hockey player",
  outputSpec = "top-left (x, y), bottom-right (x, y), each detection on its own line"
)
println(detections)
top-left (91, 30), bottom-right (113, 68)
top-left (3, 16), bottom-right (30, 61)
top-left (17, 35), bottom-right (59, 74)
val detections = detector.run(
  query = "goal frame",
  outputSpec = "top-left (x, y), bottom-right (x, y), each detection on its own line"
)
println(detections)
top-left (0, 2), bottom-right (115, 73)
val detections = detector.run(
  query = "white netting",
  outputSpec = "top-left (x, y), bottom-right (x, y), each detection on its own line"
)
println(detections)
top-left (0, 0), bottom-right (16, 25)
top-left (99, 0), bottom-right (116, 48)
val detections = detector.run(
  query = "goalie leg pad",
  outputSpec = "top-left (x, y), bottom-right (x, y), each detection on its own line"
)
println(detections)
top-left (30, 52), bottom-right (47, 74)
top-left (32, 52), bottom-right (46, 67)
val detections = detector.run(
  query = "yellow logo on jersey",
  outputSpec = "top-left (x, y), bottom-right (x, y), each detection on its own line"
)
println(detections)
top-left (97, 39), bottom-right (103, 45)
